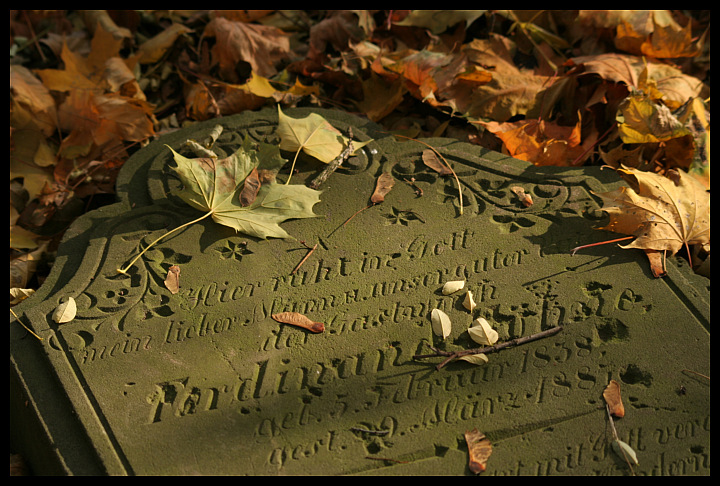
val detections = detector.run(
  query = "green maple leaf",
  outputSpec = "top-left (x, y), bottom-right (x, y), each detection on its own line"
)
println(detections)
top-left (118, 137), bottom-right (321, 273)
top-left (169, 138), bottom-right (321, 238)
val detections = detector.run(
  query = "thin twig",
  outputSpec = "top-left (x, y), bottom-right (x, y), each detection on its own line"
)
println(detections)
top-left (10, 308), bottom-right (42, 341)
top-left (308, 128), bottom-right (354, 190)
top-left (606, 404), bottom-right (635, 475)
top-left (414, 325), bottom-right (563, 370)
top-left (571, 236), bottom-right (634, 256)
top-left (21, 11), bottom-right (47, 62)
top-left (682, 369), bottom-right (710, 381)
top-left (291, 242), bottom-right (317, 275)
top-left (343, 204), bottom-right (374, 227)
top-left (403, 177), bottom-right (423, 197)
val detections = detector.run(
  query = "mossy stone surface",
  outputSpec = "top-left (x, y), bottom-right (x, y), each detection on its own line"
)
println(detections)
top-left (11, 108), bottom-right (709, 475)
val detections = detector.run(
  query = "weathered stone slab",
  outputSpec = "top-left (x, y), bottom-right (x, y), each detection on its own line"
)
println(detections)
top-left (11, 108), bottom-right (710, 475)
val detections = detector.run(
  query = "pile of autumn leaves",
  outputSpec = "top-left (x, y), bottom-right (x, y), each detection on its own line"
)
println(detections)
top-left (9, 10), bottom-right (711, 285)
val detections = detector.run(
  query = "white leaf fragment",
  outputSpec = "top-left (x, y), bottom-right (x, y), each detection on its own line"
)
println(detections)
top-left (468, 317), bottom-right (498, 345)
top-left (53, 297), bottom-right (77, 324)
top-left (442, 280), bottom-right (465, 295)
top-left (612, 440), bottom-right (639, 465)
top-left (431, 308), bottom-right (452, 339)
top-left (463, 290), bottom-right (476, 312)
top-left (458, 353), bottom-right (489, 365)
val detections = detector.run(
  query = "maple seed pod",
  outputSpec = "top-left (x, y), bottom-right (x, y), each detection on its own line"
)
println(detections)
top-left (271, 312), bottom-right (324, 333)
top-left (442, 280), bottom-right (465, 295)
top-left (465, 428), bottom-right (492, 473)
top-left (431, 309), bottom-right (452, 339)
top-left (463, 290), bottom-right (476, 312)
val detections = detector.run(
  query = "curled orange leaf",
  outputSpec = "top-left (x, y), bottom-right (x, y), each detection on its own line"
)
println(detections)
top-left (603, 380), bottom-right (625, 418)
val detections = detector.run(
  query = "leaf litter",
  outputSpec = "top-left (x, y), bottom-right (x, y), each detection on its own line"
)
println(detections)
top-left (11, 10), bottom-right (710, 290)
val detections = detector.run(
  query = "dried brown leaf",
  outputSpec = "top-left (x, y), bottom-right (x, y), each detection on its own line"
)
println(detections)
top-left (603, 379), bottom-right (626, 418)
top-left (203, 17), bottom-right (291, 80)
top-left (594, 166), bottom-right (710, 257)
top-left (272, 312), bottom-right (325, 333)
top-left (464, 428), bottom-right (492, 473)
top-left (164, 265), bottom-right (181, 294)
top-left (510, 186), bottom-right (533, 207)
top-left (239, 167), bottom-right (261, 207)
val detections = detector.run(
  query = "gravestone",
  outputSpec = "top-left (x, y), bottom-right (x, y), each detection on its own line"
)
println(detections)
top-left (11, 107), bottom-right (710, 475)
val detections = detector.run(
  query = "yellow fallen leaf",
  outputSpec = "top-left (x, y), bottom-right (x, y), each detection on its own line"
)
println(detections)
top-left (459, 353), bottom-right (488, 366)
top-left (468, 317), bottom-right (498, 345)
top-left (431, 309), bottom-right (452, 339)
top-left (617, 92), bottom-right (690, 144)
top-left (593, 166), bottom-right (709, 260)
top-left (53, 297), bottom-right (77, 324)
top-left (135, 23), bottom-right (192, 64)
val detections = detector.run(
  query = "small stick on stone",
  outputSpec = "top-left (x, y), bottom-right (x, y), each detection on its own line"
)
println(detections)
top-left (308, 128), bottom-right (354, 190)
top-left (291, 241), bottom-right (317, 275)
top-left (403, 177), bottom-right (423, 197)
top-left (414, 325), bottom-right (563, 370)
